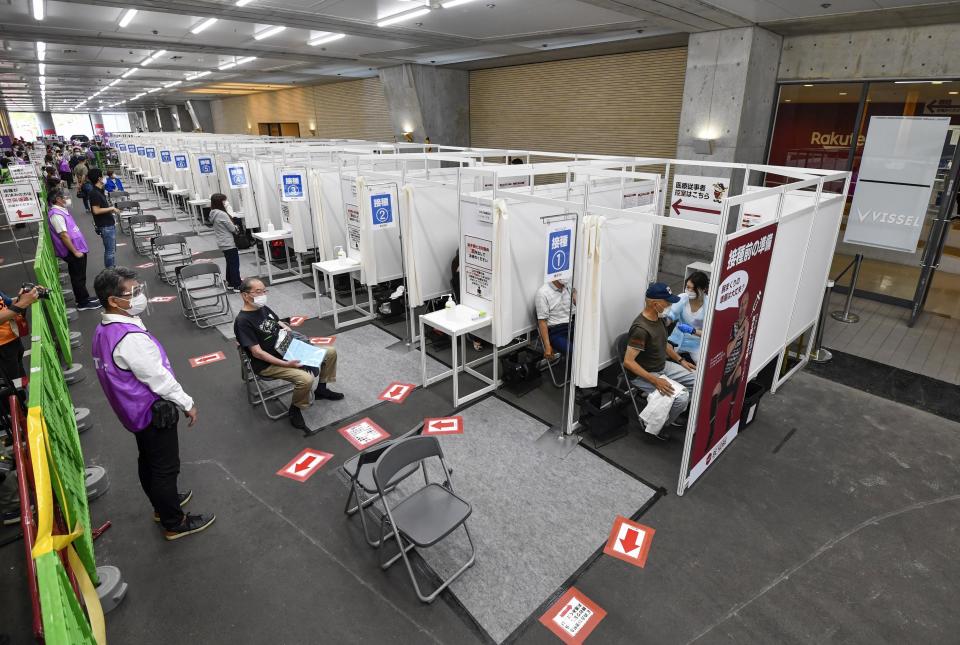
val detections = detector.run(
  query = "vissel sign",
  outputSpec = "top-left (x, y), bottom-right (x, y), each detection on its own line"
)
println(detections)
top-left (843, 116), bottom-right (949, 253)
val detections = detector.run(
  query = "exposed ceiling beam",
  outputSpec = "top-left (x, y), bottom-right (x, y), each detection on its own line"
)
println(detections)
top-left (574, 0), bottom-right (750, 32)
top-left (65, 0), bottom-right (475, 48)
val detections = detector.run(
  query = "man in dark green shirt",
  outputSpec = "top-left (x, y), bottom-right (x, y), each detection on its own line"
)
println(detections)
top-left (623, 282), bottom-right (697, 439)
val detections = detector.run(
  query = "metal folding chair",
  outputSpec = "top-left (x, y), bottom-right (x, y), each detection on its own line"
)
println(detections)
top-left (375, 436), bottom-right (475, 603)
top-left (152, 234), bottom-right (193, 285)
top-left (342, 424), bottom-right (424, 548)
top-left (533, 308), bottom-right (568, 388)
top-left (115, 200), bottom-right (142, 234)
top-left (129, 214), bottom-right (161, 255)
top-left (236, 345), bottom-right (294, 420)
top-left (613, 333), bottom-right (646, 422)
top-left (176, 263), bottom-right (233, 328)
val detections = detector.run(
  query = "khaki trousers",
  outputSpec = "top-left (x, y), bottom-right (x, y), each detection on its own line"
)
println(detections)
top-left (259, 347), bottom-right (338, 409)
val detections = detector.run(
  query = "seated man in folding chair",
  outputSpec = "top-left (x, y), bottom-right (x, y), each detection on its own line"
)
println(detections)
top-left (234, 277), bottom-right (343, 432)
top-left (621, 282), bottom-right (697, 441)
top-left (535, 278), bottom-right (575, 360)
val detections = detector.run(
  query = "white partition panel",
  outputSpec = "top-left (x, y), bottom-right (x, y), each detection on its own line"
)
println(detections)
top-left (308, 167), bottom-right (346, 260)
top-left (787, 195), bottom-right (844, 339)
top-left (359, 180), bottom-right (403, 285)
top-left (598, 218), bottom-right (654, 368)
top-left (405, 182), bottom-right (461, 302)
top-left (460, 198), bottom-right (496, 344)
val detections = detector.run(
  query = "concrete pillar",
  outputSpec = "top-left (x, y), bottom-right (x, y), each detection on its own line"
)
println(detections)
top-left (378, 64), bottom-right (469, 147)
top-left (36, 111), bottom-right (56, 136)
top-left (157, 107), bottom-right (176, 132)
top-left (144, 110), bottom-right (160, 132)
top-left (185, 100), bottom-right (214, 133)
top-left (176, 105), bottom-right (194, 132)
top-left (662, 26), bottom-right (782, 281)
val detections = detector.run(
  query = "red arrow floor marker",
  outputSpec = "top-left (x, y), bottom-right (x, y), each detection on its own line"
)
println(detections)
top-left (423, 416), bottom-right (464, 436)
top-left (378, 382), bottom-right (415, 404)
top-left (188, 351), bottom-right (226, 368)
top-left (309, 336), bottom-right (336, 346)
top-left (136, 261), bottom-right (154, 269)
top-left (539, 587), bottom-right (607, 644)
top-left (276, 448), bottom-right (333, 483)
top-left (289, 316), bottom-right (307, 327)
top-left (149, 296), bottom-right (176, 303)
top-left (602, 515), bottom-right (655, 568)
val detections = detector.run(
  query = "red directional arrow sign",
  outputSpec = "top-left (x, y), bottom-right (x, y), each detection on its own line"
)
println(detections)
top-left (602, 515), bottom-right (655, 568)
top-left (423, 416), bottom-right (464, 436)
top-left (276, 448), bottom-right (333, 483)
top-left (309, 336), bottom-right (336, 346)
top-left (289, 315), bottom-right (307, 327)
top-left (378, 382), bottom-right (415, 404)
top-left (188, 351), bottom-right (226, 368)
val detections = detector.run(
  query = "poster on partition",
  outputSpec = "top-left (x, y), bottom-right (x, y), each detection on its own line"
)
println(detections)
top-left (226, 162), bottom-right (249, 189)
top-left (481, 175), bottom-right (531, 191)
top-left (197, 156), bottom-right (214, 175)
top-left (136, 146), bottom-right (145, 157)
top-left (173, 153), bottom-right (189, 172)
top-left (145, 147), bottom-right (156, 160)
top-left (544, 219), bottom-right (575, 282)
top-left (369, 191), bottom-right (395, 229)
top-left (346, 204), bottom-right (361, 251)
top-left (622, 182), bottom-right (657, 209)
top-left (670, 174), bottom-right (728, 224)
top-left (8, 165), bottom-right (40, 193)
top-left (118, 143), bottom-right (127, 152)
top-left (280, 167), bottom-right (307, 202)
top-left (160, 150), bottom-right (172, 164)
top-left (685, 225), bottom-right (776, 488)
top-left (0, 183), bottom-right (43, 224)
top-left (843, 116), bottom-right (948, 253)
top-left (464, 235), bottom-right (493, 301)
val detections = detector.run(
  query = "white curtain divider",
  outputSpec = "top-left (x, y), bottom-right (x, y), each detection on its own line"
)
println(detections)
top-left (573, 214), bottom-right (606, 387)
top-left (356, 176), bottom-right (377, 285)
top-left (492, 198), bottom-right (511, 347)
top-left (308, 168), bottom-right (332, 260)
top-left (400, 184), bottom-right (424, 308)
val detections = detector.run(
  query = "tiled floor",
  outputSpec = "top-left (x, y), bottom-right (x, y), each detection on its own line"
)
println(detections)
top-left (821, 291), bottom-right (960, 385)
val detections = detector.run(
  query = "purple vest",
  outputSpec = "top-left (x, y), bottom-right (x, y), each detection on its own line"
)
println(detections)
top-left (47, 206), bottom-right (89, 258)
top-left (92, 321), bottom-right (172, 432)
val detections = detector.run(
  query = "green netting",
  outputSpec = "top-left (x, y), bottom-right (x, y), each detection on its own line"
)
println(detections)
top-left (32, 209), bottom-right (72, 363)
top-left (28, 312), bottom-right (98, 581)
top-left (35, 552), bottom-right (96, 645)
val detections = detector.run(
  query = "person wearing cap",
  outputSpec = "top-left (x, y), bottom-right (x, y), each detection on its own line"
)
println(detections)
top-left (622, 282), bottom-right (697, 440)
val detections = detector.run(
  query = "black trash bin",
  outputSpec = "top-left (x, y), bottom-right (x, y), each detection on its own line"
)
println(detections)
top-left (740, 380), bottom-right (766, 430)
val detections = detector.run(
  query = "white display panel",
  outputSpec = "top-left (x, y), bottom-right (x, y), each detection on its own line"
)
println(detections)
top-left (308, 167), bottom-right (347, 260)
top-left (787, 195), bottom-right (845, 340)
top-left (404, 182), bottom-right (461, 302)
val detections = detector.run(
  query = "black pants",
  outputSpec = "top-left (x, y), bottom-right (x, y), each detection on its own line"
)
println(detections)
top-left (133, 421), bottom-right (184, 529)
top-left (60, 171), bottom-right (73, 189)
top-left (63, 252), bottom-right (90, 305)
top-left (222, 248), bottom-right (241, 289)
top-left (0, 338), bottom-right (25, 383)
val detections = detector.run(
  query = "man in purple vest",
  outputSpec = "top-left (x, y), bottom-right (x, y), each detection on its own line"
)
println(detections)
top-left (92, 267), bottom-right (215, 541)
top-left (47, 190), bottom-right (101, 311)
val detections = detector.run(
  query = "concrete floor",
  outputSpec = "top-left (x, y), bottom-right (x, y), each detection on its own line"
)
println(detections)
top-left (2, 192), bottom-right (959, 644)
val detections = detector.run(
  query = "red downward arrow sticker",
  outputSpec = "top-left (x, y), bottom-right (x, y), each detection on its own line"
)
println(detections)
top-left (277, 449), bottom-right (333, 483)
top-left (618, 528), bottom-right (642, 555)
top-left (293, 456), bottom-right (316, 473)
top-left (378, 382), bottom-right (415, 404)
top-left (603, 515), bottom-right (655, 568)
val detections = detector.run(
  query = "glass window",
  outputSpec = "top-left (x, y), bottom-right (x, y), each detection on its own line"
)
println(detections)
top-left (9, 112), bottom-right (43, 140)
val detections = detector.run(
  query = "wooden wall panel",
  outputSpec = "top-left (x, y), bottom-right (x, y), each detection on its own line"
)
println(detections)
top-left (470, 48), bottom-right (688, 158)
top-left (210, 78), bottom-right (394, 141)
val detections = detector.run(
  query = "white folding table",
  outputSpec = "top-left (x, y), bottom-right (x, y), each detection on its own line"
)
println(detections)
top-left (420, 305), bottom-right (499, 407)
top-left (311, 258), bottom-right (375, 329)
top-left (253, 229), bottom-right (305, 285)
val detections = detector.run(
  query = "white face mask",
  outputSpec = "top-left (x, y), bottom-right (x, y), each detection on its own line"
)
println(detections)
top-left (686, 289), bottom-right (697, 299)
top-left (64, 198), bottom-right (72, 207)
top-left (253, 294), bottom-right (268, 308)
top-left (123, 293), bottom-right (148, 317)
top-left (657, 303), bottom-right (670, 318)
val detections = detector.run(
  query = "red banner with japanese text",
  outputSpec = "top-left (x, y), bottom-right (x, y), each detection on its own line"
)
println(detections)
top-left (685, 224), bottom-right (777, 487)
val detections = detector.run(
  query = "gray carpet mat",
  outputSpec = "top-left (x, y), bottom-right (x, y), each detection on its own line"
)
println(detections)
top-left (391, 397), bottom-right (656, 643)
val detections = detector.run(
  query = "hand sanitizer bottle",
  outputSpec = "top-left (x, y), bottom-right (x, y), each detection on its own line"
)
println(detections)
top-left (445, 294), bottom-right (456, 319)
top-left (336, 245), bottom-right (345, 260)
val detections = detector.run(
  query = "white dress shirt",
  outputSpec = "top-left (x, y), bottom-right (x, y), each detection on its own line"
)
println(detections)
top-left (535, 281), bottom-right (573, 327)
top-left (101, 313), bottom-right (194, 411)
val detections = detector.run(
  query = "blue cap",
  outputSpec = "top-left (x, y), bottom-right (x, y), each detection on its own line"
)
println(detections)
top-left (646, 282), bottom-right (680, 303)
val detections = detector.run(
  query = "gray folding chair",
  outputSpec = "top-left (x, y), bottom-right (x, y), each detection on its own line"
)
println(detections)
top-left (614, 332), bottom-right (645, 422)
top-left (176, 263), bottom-right (232, 328)
top-left (237, 344), bottom-right (294, 420)
top-left (533, 307), bottom-right (568, 388)
top-left (129, 214), bottom-right (161, 255)
top-left (342, 424), bottom-right (425, 548)
top-left (375, 436), bottom-right (475, 603)
top-left (115, 199), bottom-right (142, 234)
top-left (152, 234), bottom-right (193, 285)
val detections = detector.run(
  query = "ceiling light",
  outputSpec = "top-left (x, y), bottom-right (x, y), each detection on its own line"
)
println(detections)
top-left (141, 50), bottom-right (167, 66)
top-left (164, 80), bottom-right (182, 88)
top-left (108, 79), bottom-right (120, 86)
top-left (237, 56), bottom-right (257, 65)
top-left (38, 63), bottom-right (45, 75)
top-left (236, 0), bottom-right (256, 4)
top-left (377, 6), bottom-right (430, 27)
top-left (146, 87), bottom-right (160, 93)
top-left (784, 99), bottom-right (791, 102)
top-left (119, 8), bottom-right (138, 27)
top-left (931, 81), bottom-right (945, 85)
top-left (950, 91), bottom-right (959, 95)
top-left (36, 41), bottom-right (45, 61)
top-left (838, 91), bottom-right (847, 95)
top-left (308, 33), bottom-right (345, 46)
top-left (122, 68), bottom-right (137, 78)
top-left (186, 70), bottom-right (211, 80)
top-left (442, 0), bottom-right (479, 7)
top-left (32, 0), bottom-right (44, 21)
top-left (254, 25), bottom-right (285, 40)
top-left (218, 61), bottom-right (237, 70)
top-left (191, 17), bottom-right (218, 34)
top-left (802, 84), bottom-right (813, 87)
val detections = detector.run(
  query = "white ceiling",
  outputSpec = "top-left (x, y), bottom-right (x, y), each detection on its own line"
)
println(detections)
top-left (0, 0), bottom-right (956, 114)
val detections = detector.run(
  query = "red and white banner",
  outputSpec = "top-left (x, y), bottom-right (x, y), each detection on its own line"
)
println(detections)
top-left (276, 448), bottom-right (333, 483)
top-left (309, 336), bottom-right (336, 346)
top-left (685, 224), bottom-right (776, 488)
top-left (378, 382), bottom-right (415, 404)
top-left (539, 587), bottom-right (607, 644)
top-left (602, 515), bottom-right (655, 568)
top-left (188, 351), bottom-right (226, 368)
top-left (338, 418), bottom-right (390, 450)
top-left (423, 416), bottom-right (463, 436)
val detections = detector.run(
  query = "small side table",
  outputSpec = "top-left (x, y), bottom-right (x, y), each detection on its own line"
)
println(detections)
top-left (252, 229), bottom-right (305, 285)
top-left (168, 187), bottom-right (191, 218)
top-left (420, 305), bottom-right (499, 407)
top-left (187, 198), bottom-right (211, 235)
top-left (312, 258), bottom-right (375, 329)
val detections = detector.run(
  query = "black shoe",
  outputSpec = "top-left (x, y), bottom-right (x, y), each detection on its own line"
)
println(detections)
top-left (76, 299), bottom-right (102, 311)
top-left (163, 513), bottom-right (215, 541)
top-left (643, 430), bottom-right (670, 443)
top-left (153, 490), bottom-right (193, 522)
top-left (289, 405), bottom-right (307, 430)
top-left (315, 387), bottom-right (344, 401)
